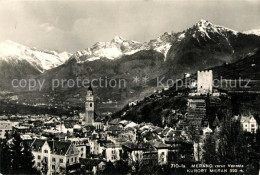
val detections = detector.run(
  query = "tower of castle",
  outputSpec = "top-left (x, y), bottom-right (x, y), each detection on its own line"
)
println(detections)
top-left (197, 70), bottom-right (213, 94)
top-left (85, 85), bottom-right (95, 125)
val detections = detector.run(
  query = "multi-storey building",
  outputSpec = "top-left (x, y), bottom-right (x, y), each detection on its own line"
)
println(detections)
top-left (122, 141), bottom-right (170, 165)
top-left (240, 115), bottom-right (258, 133)
top-left (0, 121), bottom-right (12, 139)
top-left (31, 139), bottom-right (80, 175)
top-left (68, 138), bottom-right (89, 159)
top-left (104, 143), bottom-right (123, 162)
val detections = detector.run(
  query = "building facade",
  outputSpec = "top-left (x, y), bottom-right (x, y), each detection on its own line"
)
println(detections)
top-left (197, 70), bottom-right (213, 94)
top-left (104, 143), bottom-right (123, 162)
top-left (0, 121), bottom-right (12, 139)
top-left (31, 139), bottom-right (80, 175)
top-left (240, 115), bottom-right (258, 133)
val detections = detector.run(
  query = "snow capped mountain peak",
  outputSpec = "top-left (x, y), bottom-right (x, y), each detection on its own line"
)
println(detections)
top-left (243, 29), bottom-right (260, 36)
top-left (196, 19), bottom-right (212, 27)
top-left (111, 35), bottom-right (125, 43)
top-left (156, 32), bottom-right (174, 42)
top-left (187, 19), bottom-right (238, 41)
top-left (70, 36), bottom-right (145, 62)
top-left (0, 40), bottom-right (70, 72)
top-left (194, 19), bottom-right (230, 32)
top-left (70, 32), bottom-right (176, 63)
top-left (198, 19), bottom-right (208, 23)
top-left (69, 20), bottom-right (249, 64)
top-left (0, 40), bottom-right (27, 57)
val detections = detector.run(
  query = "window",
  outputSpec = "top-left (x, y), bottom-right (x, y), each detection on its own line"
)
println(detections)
top-left (67, 159), bottom-right (69, 163)
top-left (162, 152), bottom-right (165, 155)
top-left (52, 158), bottom-right (55, 162)
top-left (90, 103), bottom-right (92, 107)
top-left (44, 150), bottom-right (48, 153)
top-left (52, 165), bottom-right (55, 170)
top-left (81, 154), bottom-right (83, 157)
top-left (60, 159), bottom-right (63, 163)
top-left (251, 124), bottom-right (255, 127)
top-left (37, 162), bottom-right (40, 167)
top-left (81, 148), bottom-right (84, 151)
top-left (244, 124), bottom-right (247, 128)
top-left (38, 155), bottom-right (41, 160)
top-left (71, 150), bottom-right (74, 154)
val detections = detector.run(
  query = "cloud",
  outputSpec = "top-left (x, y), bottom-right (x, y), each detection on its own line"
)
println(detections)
top-left (40, 23), bottom-right (55, 32)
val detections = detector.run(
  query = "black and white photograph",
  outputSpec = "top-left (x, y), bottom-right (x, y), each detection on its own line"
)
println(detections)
top-left (0, 0), bottom-right (260, 174)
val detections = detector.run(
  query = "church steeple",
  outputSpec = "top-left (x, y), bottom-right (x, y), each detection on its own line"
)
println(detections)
top-left (85, 85), bottom-right (94, 125)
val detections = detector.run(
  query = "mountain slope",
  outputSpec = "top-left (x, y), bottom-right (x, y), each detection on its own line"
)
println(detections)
top-left (164, 20), bottom-right (260, 78)
top-left (2, 20), bottom-right (260, 114)
top-left (0, 40), bottom-right (71, 72)
top-left (0, 40), bottom-right (71, 90)
top-left (113, 49), bottom-right (260, 126)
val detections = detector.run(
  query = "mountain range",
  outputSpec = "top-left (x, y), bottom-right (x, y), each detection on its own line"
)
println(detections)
top-left (0, 19), bottom-right (260, 114)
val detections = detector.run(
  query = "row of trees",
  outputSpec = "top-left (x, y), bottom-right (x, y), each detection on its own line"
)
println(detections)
top-left (0, 132), bottom-right (39, 174)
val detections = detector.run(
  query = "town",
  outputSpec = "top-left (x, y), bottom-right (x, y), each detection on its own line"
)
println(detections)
top-left (0, 70), bottom-right (259, 175)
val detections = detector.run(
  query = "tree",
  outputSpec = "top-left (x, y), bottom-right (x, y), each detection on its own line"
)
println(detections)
top-left (21, 141), bottom-right (38, 174)
top-left (102, 161), bottom-right (117, 175)
top-left (114, 160), bottom-right (130, 175)
top-left (4, 130), bottom-right (11, 140)
top-left (203, 134), bottom-right (218, 163)
top-left (9, 131), bottom-right (23, 173)
top-left (203, 120), bottom-right (259, 174)
top-left (1, 131), bottom-right (40, 175)
top-left (0, 139), bottom-right (12, 174)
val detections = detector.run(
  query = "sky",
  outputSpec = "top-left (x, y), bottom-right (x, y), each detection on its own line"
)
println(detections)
top-left (0, 0), bottom-right (260, 53)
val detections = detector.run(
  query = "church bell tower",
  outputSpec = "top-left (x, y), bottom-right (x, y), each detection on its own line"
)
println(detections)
top-left (85, 85), bottom-right (94, 125)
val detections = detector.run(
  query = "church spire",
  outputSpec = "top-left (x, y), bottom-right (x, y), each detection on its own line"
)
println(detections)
top-left (88, 84), bottom-right (93, 92)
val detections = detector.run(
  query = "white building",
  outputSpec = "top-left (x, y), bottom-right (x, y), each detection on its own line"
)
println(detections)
top-left (129, 101), bottom-right (137, 107)
top-left (0, 121), bottom-right (12, 139)
top-left (89, 139), bottom-right (100, 155)
top-left (123, 141), bottom-right (170, 165)
top-left (104, 143), bottom-right (123, 162)
top-left (68, 138), bottom-right (89, 159)
top-left (31, 139), bottom-right (80, 175)
top-left (197, 70), bottom-right (213, 94)
top-left (202, 125), bottom-right (213, 136)
top-left (240, 115), bottom-right (258, 133)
